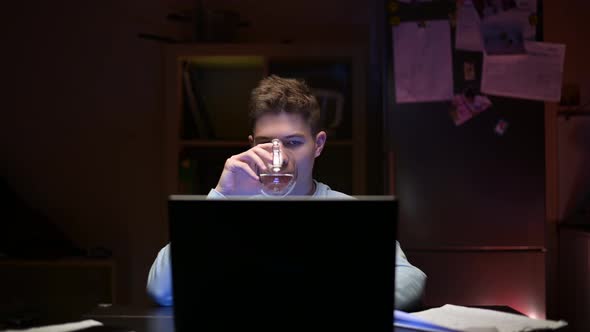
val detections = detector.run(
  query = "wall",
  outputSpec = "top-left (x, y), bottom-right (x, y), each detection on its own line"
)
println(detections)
top-left (0, 0), bottom-right (373, 305)
top-left (543, 0), bottom-right (590, 323)
top-left (6, 0), bottom-right (585, 311)
top-left (1, 1), bottom-right (169, 305)
top-left (544, 0), bottom-right (590, 221)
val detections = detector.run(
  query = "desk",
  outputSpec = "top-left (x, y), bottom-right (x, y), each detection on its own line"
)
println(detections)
top-left (83, 305), bottom-right (524, 332)
top-left (0, 258), bottom-right (114, 322)
top-left (83, 305), bottom-right (174, 332)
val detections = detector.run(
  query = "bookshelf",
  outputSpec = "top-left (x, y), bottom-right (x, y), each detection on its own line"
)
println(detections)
top-left (164, 43), bottom-right (367, 196)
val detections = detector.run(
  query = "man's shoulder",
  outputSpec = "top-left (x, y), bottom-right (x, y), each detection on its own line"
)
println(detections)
top-left (314, 181), bottom-right (354, 199)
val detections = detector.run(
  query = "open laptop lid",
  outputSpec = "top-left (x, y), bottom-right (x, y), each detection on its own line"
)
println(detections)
top-left (168, 195), bottom-right (397, 332)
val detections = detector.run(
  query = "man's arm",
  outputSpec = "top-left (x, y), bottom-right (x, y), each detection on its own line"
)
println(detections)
top-left (395, 241), bottom-right (427, 311)
top-left (146, 243), bottom-right (174, 306)
top-left (147, 190), bottom-right (224, 305)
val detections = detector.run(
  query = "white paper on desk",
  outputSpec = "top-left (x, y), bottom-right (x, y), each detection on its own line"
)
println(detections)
top-left (394, 310), bottom-right (461, 332)
top-left (455, 3), bottom-right (484, 52)
top-left (5, 319), bottom-right (103, 332)
top-left (410, 304), bottom-right (568, 332)
top-left (481, 41), bottom-right (566, 102)
top-left (393, 20), bottom-right (454, 103)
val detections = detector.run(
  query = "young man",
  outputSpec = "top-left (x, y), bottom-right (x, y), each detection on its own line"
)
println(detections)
top-left (147, 75), bottom-right (427, 311)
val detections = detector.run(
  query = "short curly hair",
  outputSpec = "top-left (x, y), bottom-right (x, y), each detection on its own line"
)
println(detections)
top-left (248, 75), bottom-right (321, 135)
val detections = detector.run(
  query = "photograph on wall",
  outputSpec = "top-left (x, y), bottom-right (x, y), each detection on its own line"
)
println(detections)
top-left (473, 0), bottom-right (538, 45)
top-left (472, 0), bottom-right (518, 19)
top-left (449, 91), bottom-right (492, 126)
top-left (481, 20), bottom-right (526, 55)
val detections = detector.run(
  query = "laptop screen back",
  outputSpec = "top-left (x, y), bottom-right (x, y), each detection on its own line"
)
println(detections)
top-left (168, 196), bottom-right (398, 332)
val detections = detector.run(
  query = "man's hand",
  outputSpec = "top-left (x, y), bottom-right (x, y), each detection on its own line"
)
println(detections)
top-left (214, 143), bottom-right (273, 196)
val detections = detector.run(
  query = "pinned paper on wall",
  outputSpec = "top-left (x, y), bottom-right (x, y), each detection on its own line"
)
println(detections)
top-left (449, 92), bottom-right (492, 126)
top-left (455, 2), bottom-right (484, 52)
top-left (494, 119), bottom-right (509, 135)
top-left (474, 0), bottom-right (538, 54)
top-left (392, 20), bottom-right (454, 103)
top-left (464, 61), bottom-right (476, 81)
top-left (481, 41), bottom-right (566, 102)
top-left (481, 19), bottom-right (526, 55)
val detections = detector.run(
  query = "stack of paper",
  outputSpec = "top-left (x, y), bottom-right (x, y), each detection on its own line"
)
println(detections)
top-left (406, 304), bottom-right (568, 332)
top-left (4, 319), bottom-right (103, 332)
top-left (395, 310), bottom-right (462, 332)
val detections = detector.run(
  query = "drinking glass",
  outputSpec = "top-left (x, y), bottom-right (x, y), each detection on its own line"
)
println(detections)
top-left (259, 139), bottom-right (297, 197)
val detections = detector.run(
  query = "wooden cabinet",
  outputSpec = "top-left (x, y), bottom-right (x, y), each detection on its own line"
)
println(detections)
top-left (558, 225), bottom-right (590, 332)
top-left (0, 258), bottom-right (115, 321)
top-left (163, 44), bottom-right (367, 196)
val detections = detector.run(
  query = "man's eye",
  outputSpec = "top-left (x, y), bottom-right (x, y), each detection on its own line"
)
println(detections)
top-left (285, 140), bottom-right (303, 147)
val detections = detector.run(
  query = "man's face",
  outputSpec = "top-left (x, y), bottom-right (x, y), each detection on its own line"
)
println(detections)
top-left (250, 112), bottom-right (325, 189)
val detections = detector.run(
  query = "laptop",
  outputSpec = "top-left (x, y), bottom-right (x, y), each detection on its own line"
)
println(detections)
top-left (167, 195), bottom-right (398, 332)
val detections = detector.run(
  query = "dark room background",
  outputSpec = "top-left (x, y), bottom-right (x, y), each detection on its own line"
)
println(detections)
top-left (1, 0), bottom-right (588, 313)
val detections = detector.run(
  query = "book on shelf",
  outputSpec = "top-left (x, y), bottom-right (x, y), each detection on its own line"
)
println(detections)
top-left (182, 62), bottom-right (215, 139)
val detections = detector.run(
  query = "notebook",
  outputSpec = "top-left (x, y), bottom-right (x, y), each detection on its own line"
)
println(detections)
top-left (167, 195), bottom-right (398, 332)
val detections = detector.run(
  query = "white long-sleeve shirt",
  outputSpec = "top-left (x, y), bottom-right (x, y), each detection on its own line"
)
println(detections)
top-left (147, 182), bottom-right (427, 310)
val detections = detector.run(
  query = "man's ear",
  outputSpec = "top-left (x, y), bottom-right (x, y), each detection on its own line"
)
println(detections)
top-left (314, 131), bottom-right (327, 158)
top-left (248, 135), bottom-right (254, 147)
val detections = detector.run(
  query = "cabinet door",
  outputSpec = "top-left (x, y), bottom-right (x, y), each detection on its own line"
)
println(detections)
top-left (268, 58), bottom-right (359, 194)
top-left (166, 45), bottom-right (367, 196)
top-left (180, 57), bottom-right (265, 140)
top-left (0, 260), bottom-right (114, 321)
top-left (558, 227), bottom-right (590, 332)
top-left (268, 59), bottom-right (355, 140)
top-left (392, 99), bottom-right (546, 247)
top-left (407, 250), bottom-right (546, 318)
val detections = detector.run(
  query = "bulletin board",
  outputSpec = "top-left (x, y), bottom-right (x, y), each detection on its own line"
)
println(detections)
top-left (385, 0), bottom-right (547, 126)
top-left (383, 0), bottom-right (550, 248)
